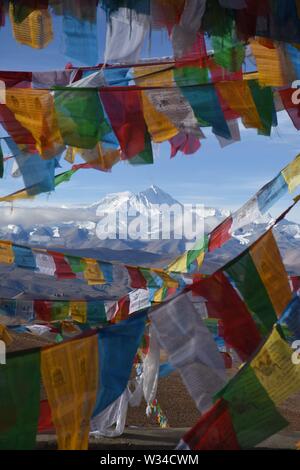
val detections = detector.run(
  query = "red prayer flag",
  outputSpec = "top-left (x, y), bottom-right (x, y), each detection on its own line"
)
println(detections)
top-left (208, 216), bottom-right (233, 252)
top-left (100, 87), bottom-right (147, 159)
top-left (126, 266), bottom-right (147, 289)
top-left (169, 132), bottom-right (201, 158)
top-left (189, 271), bottom-right (262, 361)
top-left (49, 252), bottom-right (76, 279)
top-left (279, 88), bottom-right (300, 130)
top-left (177, 399), bottom-right (240, 450)
top-left (34, 300), bottom-right (52, 322)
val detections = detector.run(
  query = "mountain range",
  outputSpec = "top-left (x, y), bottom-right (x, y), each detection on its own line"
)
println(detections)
top-left (0, 185), bottom-right (299, 300)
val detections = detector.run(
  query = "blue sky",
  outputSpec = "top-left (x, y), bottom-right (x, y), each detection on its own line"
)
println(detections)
top-left (0, 8), bottom-right (300, 222)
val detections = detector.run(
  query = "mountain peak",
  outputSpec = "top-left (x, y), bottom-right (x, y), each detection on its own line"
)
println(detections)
top-left (137, 185), bottom-right (180, 207)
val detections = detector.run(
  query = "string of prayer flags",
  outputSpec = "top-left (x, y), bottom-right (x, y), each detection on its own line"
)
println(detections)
top-left (195, 153), bottom-right (300, 268)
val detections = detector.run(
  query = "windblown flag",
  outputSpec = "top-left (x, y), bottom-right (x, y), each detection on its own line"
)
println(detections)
top-left (41, 334), bottom-right (99, 450)
top-left (224, 230), bottom-right (292, 336)
top-left (0, 350), bottom-right (40, 450)
top-left (176, 399), bottom-right (241, 450)
top-left (104, 6), bottom-right (150, 64)
top-left (92, 309), bottom-right (148, 417)
top-left (100, 87), bottom-right (150, 159)
top-left (190, 271), bottom-right (262, 360)
top-left (250, 327), bottom-right (300, 406)
top-left (150, 293), bottom-right (226, 412)
top-left (54, 88), bottom-right (110, 149)
top-left (177, 328), bottom-right (297, 450)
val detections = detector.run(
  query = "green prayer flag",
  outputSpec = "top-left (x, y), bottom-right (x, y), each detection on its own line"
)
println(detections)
top-left (51, 301), bottom-right (70, 321)
top-left (174, 65), bottom-right (209, 87)
top-left (65, 255), bottom-right (85, 273)
top-left (212, 31), bottom-right (245, 72)
top-left (0, 351), bottom-right (40, 449)
top-left (87, 301), bottom-right (108, 325)
top-left (54, 89), bottom-right (110, 149)
top-left (248, 80), bottom-right (276, 136)
top-left (215, 365), bottom-right (288, 449)
top-left (54, 169), bottom-right (77, 187)
top-left (224, 250), bottom-right (278, 336)
top-left (187, 235), bottom-right (209, 268)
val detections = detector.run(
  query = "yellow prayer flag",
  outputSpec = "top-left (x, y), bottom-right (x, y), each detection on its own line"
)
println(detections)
top-left (64, 147), bottom-right (76, 164)
top-left (250, 231), bottom-right (292, 317)
top-left (282, 154), bottom-right (300, 193)
top-left (134, 65), bottom-right (179, 142)
top-left (251, 328), bottom-right (300, 405)
top-left (166, 253), bottom-right (188, 273)
top-left (41, 335), bottom-right (98, 450)
top-left (216, 80), bottom-right (263, 130)
top-left (140, 92), bottom-right (179, 142)
top-left (5, 88), bottom-right (63, 158)
top-left (0, 241), bottom-right (14, 264)
top-left (195, 250), bottom-right (205, 269)
top-left (153, 287), bottom-right (165, 303)
top-left (249, 39), bottom-right (288, 87)
top-left (83, 258), bottom-right (105, 285)
top-left (69, 302), bottom-right (87, 323)
top-left (0, 186), bottom-right (35, 203)
top-left (76, 143), bottom-right (120, 171)
top-left (9, 3), bottom-right (53, 49)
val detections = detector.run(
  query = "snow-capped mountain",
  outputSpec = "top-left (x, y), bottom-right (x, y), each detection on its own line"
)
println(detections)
top-left (0, 185), bottom-right (298, 274)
